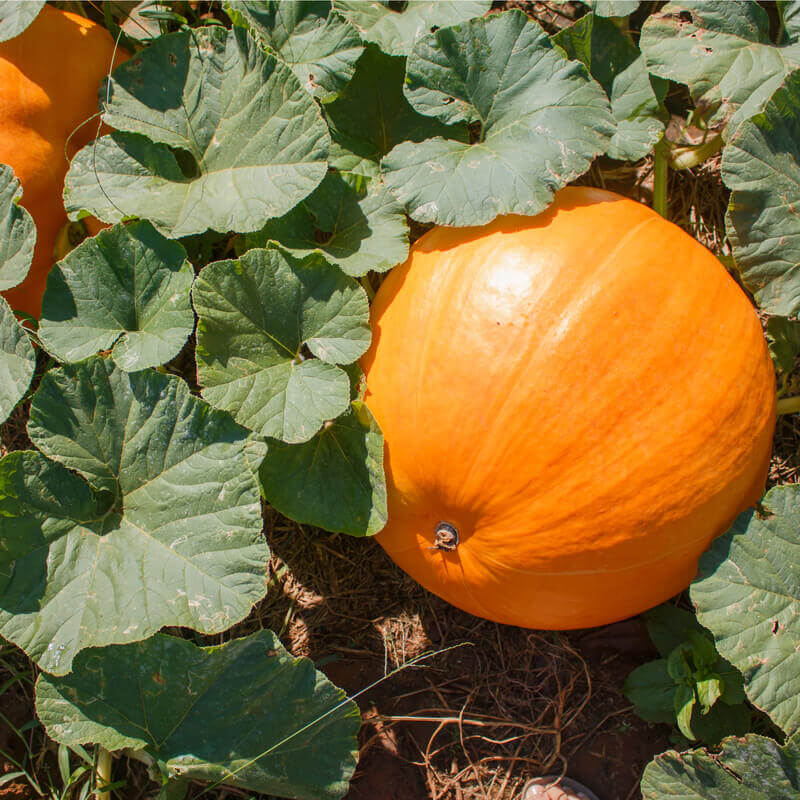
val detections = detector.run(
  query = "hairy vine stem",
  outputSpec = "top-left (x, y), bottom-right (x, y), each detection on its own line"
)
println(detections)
top-left (95, 747), bottom-right (113, 800)
top-left (777, 395), bottom-right (800, 415)
top-left (652, 139), bottom-right (669, 219)
top-left (359, 274), bottom-right (376, 302)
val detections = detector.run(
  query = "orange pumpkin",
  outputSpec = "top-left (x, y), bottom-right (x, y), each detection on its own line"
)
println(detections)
top-left (0, 6), bottom-right (126, 318)
top-left (362, 187), bottom-right (776, 630)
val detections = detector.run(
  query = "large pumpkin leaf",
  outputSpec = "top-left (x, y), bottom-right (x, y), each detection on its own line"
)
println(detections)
top-left (692, 485), bottom-right (800, 738)
top-left (577, 0), bottom-right (641, 15)
top-left (641, 734), bottom-right (800, 799)
top-left (333, 0), bottom-right (490, 57)
top-left (36, 630), bottom-right (360, 800)
top-left (259, 401), bottom-right (386, 536)
top-left (0, 165), bottom-right (36, 424)
top-left (780, 1), bottom-right (800, 44)
top-left (193, 247), bottom-right (370, 444)
top-left (0, 358), bottom-right (267, 675)
top-left (0, 1), bottom-right (45, 43)
top-left (767, 316), bottom-right (800, 375)
top-left (38, 221), bottom-right (194, 371)
top-left (382, 10), bottom-right (613, 226)
top-left (553, 14), bottom-right (666, 161)
top-left (722, 70), bottom-right (800, 316)
top-left (0, 298), bottom-right (35, 425)
top-left (229, 1), bottom-right (363, 102)
top-left (0, 165), bottom-right (35, 292)
top-left (640, 1), bottom-right (800, 135)
top-left (246, 171), bottom-right (408, 277)
top-left (64, 26), bottom-right (329, 238)
top-left (323, 44), bottom-right (467, 178)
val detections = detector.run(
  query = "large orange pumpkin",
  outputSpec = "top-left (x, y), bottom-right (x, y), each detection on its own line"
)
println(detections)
top-left (0, 6), bottom-right (126, 317)
top-left (362, 187), bottom-right (776, 630)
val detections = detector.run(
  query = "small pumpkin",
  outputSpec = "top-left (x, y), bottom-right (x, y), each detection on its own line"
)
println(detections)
top-left (0, 6), bottom-right (126, 317)
top-left (362, 187), bottom-right (776, 630)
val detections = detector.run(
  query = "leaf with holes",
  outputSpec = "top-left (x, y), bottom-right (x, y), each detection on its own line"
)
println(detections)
top-left (38, 221), bottom-right (194, 371)
top-left (692, 484), bottom-right (800, 737)
top-left (553, 13), bottom-right (666, 161)
top-left (246, 171), bottom-right (408, 277)
top-left (0, 358), bottom-right (267, 675)
top-left (0, 0), bottom-right (45, 42)
top-left (35, 630), bottom-right (360, 800)
top-left (63, 26), bottom-right (329, 238)
top-left (228, 1), bottom-right (363, 102)
top-left (381, 10), bottom-right (613, 226)
top-left (722, 70), bottom-right (800, 316)
top-left (323, 43), bottom-right (467, 178)
top-left (333, 0), bottom-right (490, 57)
top-left (193, 247), bottom-right (371, 443)
top-left (259, 401), bottom-right (386, 536)
top-left (640, 1), bottom-right (800, 135)
top-left (641, 734), bottom-right (800, 799)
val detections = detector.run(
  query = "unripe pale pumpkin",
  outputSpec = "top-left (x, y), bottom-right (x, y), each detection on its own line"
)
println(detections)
top-left (362, 187), bottom-right (776, 630)
top-left (0, 6), bottom-right (126, 317)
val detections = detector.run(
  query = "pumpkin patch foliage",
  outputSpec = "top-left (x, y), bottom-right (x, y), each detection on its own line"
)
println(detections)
top-left (1, 1), bottom-right (800, 799)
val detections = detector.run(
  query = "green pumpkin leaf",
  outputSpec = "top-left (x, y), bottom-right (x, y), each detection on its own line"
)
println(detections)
top-left (0, 358), bottom-right (267, 675)
top-left (333, 0), bottom-right (490, 57)
top-left (644, 605), bottom-right (703, 658)
top-left (35, 630), bottom-right (360, 800)
top-left (381, 10), bottom-right (613, 226)
top-left (641, 734), bottom-right (800, 799)
top-left (0, 165), bottom-right (36, 424)
top-left (623, 660), bottom-right (677, 724)
top-left (552, 14), bottom-right (665, 161)
top-left (0, 165), bottom-right (35, 291)
top-left (667, 646), bottom-right (693, 683)
top-left (38, 221), bottom-right (194, 371)
top-left (780, 1), bottom-right (800, 44)
top-left (623, 659), bottom-right (748, 743)
top-left (674, 684), bottom-right (696, 740)
top-left (0, 297), bottom-right (35, 425)
top-left (259, 401), bottom-right (386, 536)
top-left (229, 2), bottom-right (364, 102)
top-left (640, 1), bottom-right (800, 135)
top-left (246, 171), bottom-right (408, 277)
top-left (722, 71), bottom-right (800, 316)
top-left (695, 677), bottom-right (723, 712)
top-left (576, 0), bottom-right (641, 15)
top-left (64, 26), bottom-right (329, 238)
top-left (767, 316), bottom-right (800, 375)
top-left (323, 44), bottom-right (467, 179)
top-left (0, 1), bottom-right (45, 43)
top-left (193, 247), bottom-right (371, 443)
top-left (692, 484), bottom-right (800, 738)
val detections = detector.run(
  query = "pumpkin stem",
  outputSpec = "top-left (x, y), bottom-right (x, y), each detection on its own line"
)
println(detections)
top-left (433, 522), bottom-right (459, 551)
